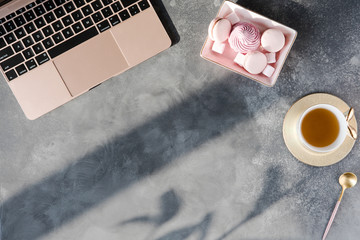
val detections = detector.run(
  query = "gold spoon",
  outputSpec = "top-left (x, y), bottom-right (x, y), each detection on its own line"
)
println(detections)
top-left (322, 172), bottom-right (357, 240)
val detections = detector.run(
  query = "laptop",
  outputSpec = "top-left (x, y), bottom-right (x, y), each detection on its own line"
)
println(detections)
top-left (0, 0), bottom-right (171, 119)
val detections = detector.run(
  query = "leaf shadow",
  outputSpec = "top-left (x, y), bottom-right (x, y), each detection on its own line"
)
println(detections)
top-left (121, 189), bottom-right (181, 226)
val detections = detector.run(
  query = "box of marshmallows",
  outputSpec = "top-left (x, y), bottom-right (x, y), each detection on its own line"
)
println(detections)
top-left (200, 0), bottom-right (297, 87)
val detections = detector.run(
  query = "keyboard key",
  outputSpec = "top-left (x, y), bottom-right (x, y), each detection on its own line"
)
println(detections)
top-left (42, 38), bottom-right (54, 49)
top-left (5, 69), bottom-right (17, 81)
top-left (4, 21), bottom-right (16, 32)
top-left (35, 52), bottom-right (50, 65)
top-left (24, 10), bottom-right (36, 21)
top-left (72, 22), bottom-right (84, 33)
top-left (42, 26), bottom-right (54, 37)
top-left (129, 4), bottom-right (140, 16)
top-left (23, 48), bottom-right (35, 59)
top-left (91, 12), bottom-right (103, 23)
top-left (26, 2), bottom-right (36, 9)
top-left (119, 10), bottom-right (130, 21)
top-left (121, 0), bottom-right (138, 8)
top-left (48, 26), bottom-right (98, 58)
top-left (82, 17), bottom-right (93, 28)
top-left (44, 0), bottom-right (56, 11)
top-left (34, 17), bottom-right (46, 29)
top-left (32, 31), bottom-right (44, 42)
top-left (97, 19), bottom-right (110, 32)
top-left (12, 41), bottom-right (24, 52)
top-left (74, 0), bottom-right (85, 8)
top-left (101, 0), bottom-right (113, 6)
top-left (54, 0), bottom-right (66, 6)
top-left (102, 7), bottom-right (112, 18)
top-left (52, 20), bottom-right (64, 31)
top-left (16, 64), bottom-right (28, 76)
top-left (4, 33), bottom-right (16, 44)
top-left (44, 12), bottom-right (56, 23)
top-left (72, 10), bottom-right (83, 21)
top-left (24, 22), bottom-right (36, 34)
top-left (62, 16), bottom-right (73, 26)
top-left (0, 53), bottom-right (24, 71)
top-left (138, 0), bottom-right (150, 10)
top-left (25, 59), bottom-right (37, 70)
top-left (0, 18), bottom-right (5, 24)
top-left (52, 32), bottom-right (64, 43)
top-left (16, 7), bottom-right (26, 15)
top-left (0, 38), bottom-right (6, 49)
top-left (0, 26), bottom-right (6, 36)
top-left (0, 46), bottom-right (14, 61)
top-left (22, 36), bottom-right (34, 47)
top-left (91, 0), bottom-right (103, 11)
top-left (14, 28), bottom-right (26, 39)
top-left (81, 5), bottom-right (93, 16)
top-left (111, 2), bottom-right (122, 12)
top-left (54, 7), bottom-right (66, 18)
top-left (33, 43), bottom-right (44, 54)
top-left (62, 27), bottom-right (74, 38)
top-left (14, 16), bottom-right (26, 27)
top-left (34, 5), bottom-right (46, 16)
top-left (6, 13), bottom-right (15, 20)
top-left (64, 2), bottom-right (76, 13)
top-left (109, 15), bottom-right (120, 26)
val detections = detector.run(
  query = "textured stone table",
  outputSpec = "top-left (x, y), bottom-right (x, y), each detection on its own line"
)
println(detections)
top-left (1, 0), bottom-right (360, 239)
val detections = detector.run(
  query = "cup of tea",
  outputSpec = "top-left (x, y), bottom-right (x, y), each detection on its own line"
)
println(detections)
top-left (297, 104), bottom-right (355, 153)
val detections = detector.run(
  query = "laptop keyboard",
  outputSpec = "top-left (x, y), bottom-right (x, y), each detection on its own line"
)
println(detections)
top-left (0, 0), bottom-right (150, 81)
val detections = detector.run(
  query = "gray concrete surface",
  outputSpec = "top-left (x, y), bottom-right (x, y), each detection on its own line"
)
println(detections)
top-left (1, 0), bottom-right (360, 239)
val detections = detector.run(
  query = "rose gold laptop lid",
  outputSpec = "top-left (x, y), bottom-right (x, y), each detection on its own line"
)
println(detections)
top-left (0, 0), bottom-right (171, 120)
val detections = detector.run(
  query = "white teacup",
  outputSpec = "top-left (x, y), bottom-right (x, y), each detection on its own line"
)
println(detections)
top-left (297, 104), bottom-right (350, 153)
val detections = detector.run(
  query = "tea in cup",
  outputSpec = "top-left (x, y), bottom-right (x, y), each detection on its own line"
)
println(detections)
top-left (297, 104), bottom-right (353, 153)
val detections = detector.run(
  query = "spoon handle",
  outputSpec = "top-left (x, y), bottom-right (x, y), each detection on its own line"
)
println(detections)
top-left (322, 200), bottom-right (341, 240)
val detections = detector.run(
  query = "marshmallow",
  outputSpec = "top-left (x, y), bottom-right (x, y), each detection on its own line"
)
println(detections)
top-left (261, 29), bottom-right (285, 52)
top-left (262, 65), bottom-right (275, 77)
top-left (234, 53), bottom-right (246, 66)
top-left (208, 18), bottom-right (232, 42)
top-left (243, 51), bottom-right (267, 75)
top-left (266, 52), bottom-right (276, 63)
top-left (226, 12), bottom-right (241, 25)
top-left (212, 41), bottom-right (226, 54)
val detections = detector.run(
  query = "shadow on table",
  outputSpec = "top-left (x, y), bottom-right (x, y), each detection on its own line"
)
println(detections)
top-left (216, 165), bottom-right (311, 240)
top-left (120, 189), bottom-right (182, 227)
top-left (0, 78), bottom-right (259, 240)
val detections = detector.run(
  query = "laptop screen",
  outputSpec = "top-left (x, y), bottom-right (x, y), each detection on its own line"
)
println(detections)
top-left (0, 0), bottom-right (13, 7)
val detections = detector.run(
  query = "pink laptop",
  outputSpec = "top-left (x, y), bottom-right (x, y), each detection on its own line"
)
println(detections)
top-left (0, 0), bottom-right (171, 119)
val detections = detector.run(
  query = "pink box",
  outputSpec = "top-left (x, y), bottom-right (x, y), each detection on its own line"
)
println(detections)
top-left (200, 0), bottom-right (297, 87)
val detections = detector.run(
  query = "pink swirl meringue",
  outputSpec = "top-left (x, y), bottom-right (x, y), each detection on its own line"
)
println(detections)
top-left (228, 22), bottom-right (261, 53)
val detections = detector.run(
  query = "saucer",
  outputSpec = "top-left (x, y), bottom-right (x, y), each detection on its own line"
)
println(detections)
top-left (283, 93), bottom-right (358, 167)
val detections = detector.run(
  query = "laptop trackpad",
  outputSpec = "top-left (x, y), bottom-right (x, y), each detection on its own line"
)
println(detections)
top-left (53, 31), bottom-right (129, 96)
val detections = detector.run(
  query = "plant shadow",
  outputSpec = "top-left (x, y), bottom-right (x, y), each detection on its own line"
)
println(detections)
top-left (0, 78), bottom-right (262, 240)
top-left (216, 165), bottom-right (310, 240)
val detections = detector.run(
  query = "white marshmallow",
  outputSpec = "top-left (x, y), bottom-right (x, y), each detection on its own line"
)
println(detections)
top-left (226, 12), bottom-right (241, 25)
top-left (262, 65), bottom-right (275, 77)
top-left (266, 52), bottom-right (276, 63)
top-left (212, 41), bottom-right (226, 54)
top-left (234, 53), bottom-right (246, 66)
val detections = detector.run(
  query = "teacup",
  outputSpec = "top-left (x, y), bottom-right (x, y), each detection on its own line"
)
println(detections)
top-left (297, 104), bottom-right (354, 153)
